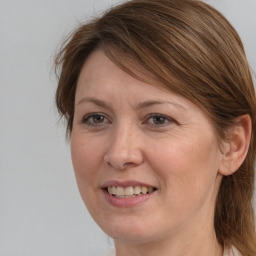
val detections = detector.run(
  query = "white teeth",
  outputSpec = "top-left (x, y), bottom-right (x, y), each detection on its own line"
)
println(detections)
top-left (141, 186), bottom-right (147, 195)
top-left (107, 187), bottom-right (112, 194)
top-left (116, 187), bottom-right (125, 196)
top-left (107, 186), bottom-right (155, 197)
top-left (134, 186), bottom-right (141, 194)
top-left (112, 186), bottom-right (116, 194)
top-left (124, 186), bottom-right (134, 196)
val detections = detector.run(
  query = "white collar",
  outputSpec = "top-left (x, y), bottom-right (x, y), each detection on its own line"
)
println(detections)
top-left (223, 246), bottom-right (240, 256)
top-left (107, 246), bottom-right (240, 256)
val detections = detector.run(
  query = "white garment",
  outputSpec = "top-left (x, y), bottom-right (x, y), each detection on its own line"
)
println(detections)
top-left (107, 246), bottom-right (240, 256)
top-left (223, 246), bottom-right (241, 256)
top-left (106, 250), bottom-right (115, 256)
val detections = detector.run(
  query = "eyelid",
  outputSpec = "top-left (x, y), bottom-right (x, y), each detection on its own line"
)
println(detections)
top-left (80, 112), bottom-right (176, 127)
top-left (81, 112), bottom-right (111, 126)
top-left (144, 113), bottom-right (176, 126)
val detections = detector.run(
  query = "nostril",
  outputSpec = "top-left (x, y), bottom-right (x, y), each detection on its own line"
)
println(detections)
top-left (104, 155), bottom-right (142, 170)
top-left (104, 151), bottom-right (144, 170)
top-left (104, 135), bottom-right (144, 170)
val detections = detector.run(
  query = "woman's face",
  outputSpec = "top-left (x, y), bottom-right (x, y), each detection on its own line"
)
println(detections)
top-left (71, 49), bottom-right (224, 244)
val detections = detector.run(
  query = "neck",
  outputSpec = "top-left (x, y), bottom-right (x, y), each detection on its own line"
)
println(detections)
top-left (114, 229), bottom-right (223, 256)
top-left (114, 175), bottom-right (223, 256)
top-left (114, 200), bottom-right (223, 256)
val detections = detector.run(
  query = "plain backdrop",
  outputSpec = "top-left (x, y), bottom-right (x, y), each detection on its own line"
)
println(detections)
top-left (0, 0), bottom-right (255, 255)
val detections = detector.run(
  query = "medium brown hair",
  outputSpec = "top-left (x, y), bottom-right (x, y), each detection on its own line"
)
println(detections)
top-left (55, 0), bottom-right (256, 254)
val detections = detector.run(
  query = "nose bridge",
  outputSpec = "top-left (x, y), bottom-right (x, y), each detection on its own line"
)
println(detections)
top-left (104, 120), bottom-right (143, 169)
top-left (115, 121), bottom-right (132, 147)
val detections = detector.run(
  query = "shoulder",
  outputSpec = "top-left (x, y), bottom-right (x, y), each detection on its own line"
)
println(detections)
top-left (106, 250), bottom-right (116, 256)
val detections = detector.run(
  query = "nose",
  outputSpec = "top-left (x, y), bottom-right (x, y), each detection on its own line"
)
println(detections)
top-left (104, 124), bottom-right (144, 170)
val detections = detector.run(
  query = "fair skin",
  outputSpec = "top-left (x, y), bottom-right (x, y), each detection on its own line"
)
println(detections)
top-left (71, 49), bottom-right (251, 256)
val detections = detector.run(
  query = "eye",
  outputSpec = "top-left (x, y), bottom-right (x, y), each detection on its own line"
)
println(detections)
top-left (146, 114), bottom-right (175, 126)
top-left (82, 113), bottom-right (110, 126)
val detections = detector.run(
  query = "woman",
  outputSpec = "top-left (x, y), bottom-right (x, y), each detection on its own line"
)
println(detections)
top-left (55, 0), bottom-right (256, 255)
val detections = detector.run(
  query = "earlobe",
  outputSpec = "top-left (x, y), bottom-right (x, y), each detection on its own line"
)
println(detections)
top-left (218, 114), bottom-right (252, 176)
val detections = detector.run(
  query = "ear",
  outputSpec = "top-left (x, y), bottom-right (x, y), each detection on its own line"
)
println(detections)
top-left (218, 114), bottom-right (252, 176)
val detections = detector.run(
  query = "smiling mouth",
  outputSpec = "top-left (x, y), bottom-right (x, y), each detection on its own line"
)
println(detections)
top-left (106, 186), bottom-right (157, 198)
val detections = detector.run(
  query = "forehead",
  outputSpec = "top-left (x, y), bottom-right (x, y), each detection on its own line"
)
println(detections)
top-left (76, 49), bottom-right (183, 105)
top-left (76, 50), bottom-right (214, 123)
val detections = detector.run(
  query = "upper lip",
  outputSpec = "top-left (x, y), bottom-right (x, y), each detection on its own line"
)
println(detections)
top-left (101, 180), bottom-right (157, 189)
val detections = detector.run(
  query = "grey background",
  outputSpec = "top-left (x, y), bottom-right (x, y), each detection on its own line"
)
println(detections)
top-left (0, 0), bottom-right (255, 255)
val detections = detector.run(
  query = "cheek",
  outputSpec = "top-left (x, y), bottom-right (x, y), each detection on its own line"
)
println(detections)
top-left (70, 131), bottom-right (107, 218)
top-left (70, 132), bottom-right (103, 193)
top-left (148, 134), bottom-right (221, 204)
top-left (71, 131), bottom-right (102, 171)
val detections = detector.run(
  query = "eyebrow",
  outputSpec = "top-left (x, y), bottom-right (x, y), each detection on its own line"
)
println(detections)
top-left (76, 97), bottom-right (185, 110)
top-left (76, 97), bottom-right (113, 110)
top-left (136, 100), bottom-right (185, 110)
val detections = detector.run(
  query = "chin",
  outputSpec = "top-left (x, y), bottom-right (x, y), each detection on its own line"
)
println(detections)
top-left (98, 214), bottom-right (161, 244)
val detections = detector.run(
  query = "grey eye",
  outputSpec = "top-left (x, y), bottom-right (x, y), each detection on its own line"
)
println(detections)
top-left (82, 113), bottom-right (109, 126)
top-left (91, 115), bottom-right (105, 123)
top-left (147, 115), bottom-right (172, 125)
top-left (151, 115), bottom-right (168, 125)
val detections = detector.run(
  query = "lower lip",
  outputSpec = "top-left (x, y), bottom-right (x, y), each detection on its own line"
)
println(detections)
top-left (102, 189), bottom-right (156, 208)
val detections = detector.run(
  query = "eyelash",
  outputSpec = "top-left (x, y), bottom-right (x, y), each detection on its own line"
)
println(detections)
top-left (81, 113), bottom-right (175, 127)
top-left (81, 113), bottom-right (110, 126)
top-left (145, 114), bottom-right (175, 127)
